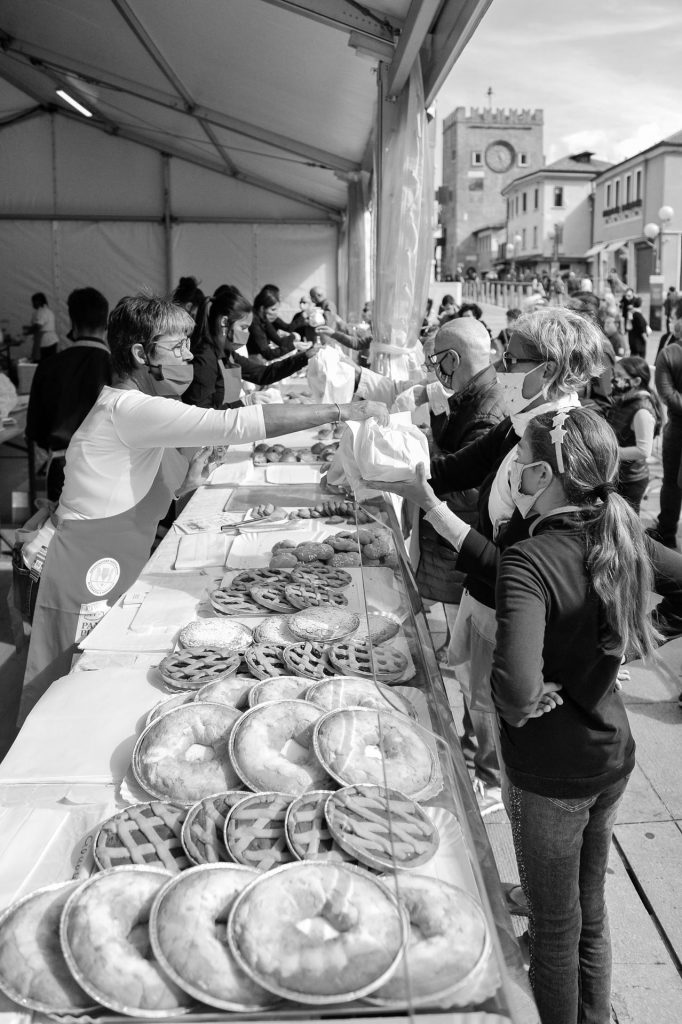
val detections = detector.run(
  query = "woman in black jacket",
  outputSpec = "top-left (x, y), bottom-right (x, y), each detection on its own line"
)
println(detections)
top-left (246, 286), bottom-right (298, 362)
top-left (182, 288), bottom-right (316, 409)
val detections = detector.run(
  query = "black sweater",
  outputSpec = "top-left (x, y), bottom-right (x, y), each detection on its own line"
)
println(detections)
top-left (182, 338), bottom-right (307, 409)
top-left (491, 513), bottom-right (635, 798)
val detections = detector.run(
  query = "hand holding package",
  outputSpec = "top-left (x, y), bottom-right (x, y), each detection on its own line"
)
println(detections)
top-left (307, 345), bottom-right (355, 404)
top-left (331, 411), bottom-right (430, 496)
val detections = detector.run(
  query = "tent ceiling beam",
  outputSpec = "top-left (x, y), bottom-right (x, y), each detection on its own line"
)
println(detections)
top-left (385, 0), bottom-right (440, 98)
top-left (421, 0), bottom-right (493, 107)
top-left (0, 36), bottom-right (358, 173)
top-left (259, 0), bottom-right (396, 45)
top-left (110, 0), bottom-right (239, 176)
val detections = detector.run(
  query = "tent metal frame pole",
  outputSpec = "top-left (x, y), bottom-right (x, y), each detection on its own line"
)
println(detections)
top-left (162, 153), bottom-right (172, 293)
top-left (0, 214), bottom-right (331, 225)
top-left (374, 61), bottom-right (384, 342)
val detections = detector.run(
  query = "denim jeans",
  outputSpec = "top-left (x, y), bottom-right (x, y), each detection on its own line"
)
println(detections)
top-left (506, 776), bottom-right (629, 1024)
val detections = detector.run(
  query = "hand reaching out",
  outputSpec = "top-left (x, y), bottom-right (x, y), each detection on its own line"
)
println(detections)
top-left (362, 462), bottom-right (437, 510)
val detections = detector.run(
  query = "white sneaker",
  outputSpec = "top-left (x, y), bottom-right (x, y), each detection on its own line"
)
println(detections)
top-left (472, 778), bottom-right (504, 817)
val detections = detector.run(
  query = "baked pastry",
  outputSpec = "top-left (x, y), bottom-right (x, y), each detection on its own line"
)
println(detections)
top-left (231, 568), bottom-right (290, 593)
top-left (314, 708), bottom-right (435, 799)
top-left (61, 866), bottom-right (192, 1015)
top-left (133, 702), bottom-right (242, 805)
top-left (328, 532), bottom-right (361, 553)
top-left (210, 590), bottom-right (261, 617)
top-left (146, 692), bottom-right (195, 728)
top-left (0, 882), bottom-right (92, 1013)
top-left (194, 676), bottom-right (252, 709)
top-left (353, 613), bottom-right (401, 645)
top-left (248, 676), bottom-right (311, 706)
top-left (294, 542), bottom-right (334, 563)
top-left (282, 641), bottom-right (336, 679)
top-left (229, 699), bottom-right (329, 795)
top-left (329, 639), bottom-right (408, 683)
top-left (224, 792), bottom-right (296, 871)
top-left (149, 865), bottom-right (277, 1011)
top-left (305, 676), bottom-right (414, 717)
top-left (227, 862), bottom-right (406, 1002)
top-left (285, 790), bottom-right (355, 863)
top-left (291, 565), bottom-right (352, 589)
top-left (369, 875), bottom-right (489, 1005)
top-left (325, 785), bottom-right (439, 870)
top-left (254, 614), bottom-right (299, 645)
top-left (178, 619), bottom-right (253, 653)
top-left (158, 646), bottom-right (241, 691)
top-left (284, 582), bottom-right (349, 611)
top-left (181, 791), bottom-right (247, 865)
top-left (249, 583), bottom-right (294, 614)
top-left (94, 801), bottom-right (191, 872)
top-left (288, 607), bottom-right (359, 643)
top-left (243, 642), bottom-right (289, 679)
top-left (329, 552), bottom-right (362, 568)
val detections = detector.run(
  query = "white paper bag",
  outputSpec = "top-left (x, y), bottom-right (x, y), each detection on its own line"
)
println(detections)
top-left (307, 346), bottom-right (355, 404)
top-left (330, 412), bottom-right (430, 497)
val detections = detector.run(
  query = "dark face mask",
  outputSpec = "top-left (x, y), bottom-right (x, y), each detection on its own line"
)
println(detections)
top-left (612, 378), bottom-right (633, 393)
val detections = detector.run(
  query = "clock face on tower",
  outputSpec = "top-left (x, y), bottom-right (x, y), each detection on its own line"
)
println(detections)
top-left (485, 141), bottom-right (515, 173)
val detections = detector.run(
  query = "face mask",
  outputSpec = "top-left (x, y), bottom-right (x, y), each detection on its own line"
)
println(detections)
top-left (147, 360), bottom-right (194, 396)
top-left (509, 458), bottom-right (551, 518)
top-left (435, 364), bottom-right (456, 393)
top-left (497, 363), bottom-right (547, 416)
top-left (612, 378), bottom-right (633, 393)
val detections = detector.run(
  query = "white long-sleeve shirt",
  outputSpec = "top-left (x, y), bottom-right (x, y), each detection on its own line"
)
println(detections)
top-left (59, 387), bottom-right (264, 520)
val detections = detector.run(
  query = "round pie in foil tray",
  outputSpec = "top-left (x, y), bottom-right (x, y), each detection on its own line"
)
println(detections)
top-left (178, 618), bottom-right (253, 652)
top-left (287, 606), bottom-right (359, 643)
top-left (254, 615), bottom-right (299, 645)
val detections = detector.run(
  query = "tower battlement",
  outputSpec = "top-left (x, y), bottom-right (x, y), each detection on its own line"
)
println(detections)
top-left (444, 106), bottom-right (544, 129)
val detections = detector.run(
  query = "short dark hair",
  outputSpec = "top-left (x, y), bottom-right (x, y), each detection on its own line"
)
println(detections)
top-left (261, 283), bottom-right (281, 300)
top-left (632, 296), bottom-right (643, 309)
top-left (108, 295), bottom-right (194, 378)
top-left (506, 307), bottom-right (522, 321)
top-left (31, 292), bottom-right (47, 307)
top-left (457, 302), bottom-right (482, 319)
top-left (253, 286), bottom-right (279, 313)
top-left (67, 288), bottom-right (109, 333)
top-left (172, 276), bottom-right (204, 307)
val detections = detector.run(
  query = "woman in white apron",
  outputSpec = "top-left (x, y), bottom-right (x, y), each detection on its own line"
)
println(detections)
top-left (22, 294), bottom-right (387, 717)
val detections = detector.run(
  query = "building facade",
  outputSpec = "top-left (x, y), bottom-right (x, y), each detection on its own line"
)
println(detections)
top-left (590, 130), bottom-right (682, 297)
top-left (439, 106), bottom-right (544, 278)
top-left (502, 152), bottom-right (611, 278)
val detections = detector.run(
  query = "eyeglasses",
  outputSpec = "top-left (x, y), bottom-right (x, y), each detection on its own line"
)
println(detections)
top-left (154, 336), bottom-right (192, 358)
top-left (500, 350), bottom-right (544, 371)
top-left (427, 350), bottom-right (457, 369)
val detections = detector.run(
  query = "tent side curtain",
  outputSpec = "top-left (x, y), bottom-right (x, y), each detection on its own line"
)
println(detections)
top-left (372, 57), bottom-right (433, 382)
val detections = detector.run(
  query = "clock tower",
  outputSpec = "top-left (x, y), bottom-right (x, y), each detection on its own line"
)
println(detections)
top-left (440, 106), bottom-right (544, 277)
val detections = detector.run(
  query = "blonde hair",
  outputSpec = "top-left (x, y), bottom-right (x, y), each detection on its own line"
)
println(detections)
top-left (512, 307), bottom-right (604, 399)
top-left (526, 407), bottom-right (660, 660)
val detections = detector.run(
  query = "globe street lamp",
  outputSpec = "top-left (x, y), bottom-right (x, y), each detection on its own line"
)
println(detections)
top-left (643, 205), bottom-right (675, 329)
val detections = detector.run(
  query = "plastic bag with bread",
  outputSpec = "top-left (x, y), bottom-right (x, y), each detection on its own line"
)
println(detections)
top-left (306, 345), bottom-right (355, 404)
top-left (327, 411), bottom-right (430, 498)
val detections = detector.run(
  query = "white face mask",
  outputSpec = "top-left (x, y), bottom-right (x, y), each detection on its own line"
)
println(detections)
top-left (497, 363), bottom-right (547, 416)
top-left (509, 458), bottom-right (552, 518)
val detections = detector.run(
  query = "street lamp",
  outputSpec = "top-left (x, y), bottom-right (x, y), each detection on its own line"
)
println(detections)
top-left (643, 205), bottom-right (674, 330)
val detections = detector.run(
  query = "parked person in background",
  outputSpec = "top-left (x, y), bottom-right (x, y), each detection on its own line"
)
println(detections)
top-left (22, 294), bottom-right (387, 714)
top-left (491, 407), bottom-right (649, 1024)
top-left (627, 296), bottom-right (650, 357)
top-left (183, 287), bottom-right (317, 409)
top-left (26, 288), bottom-right (111, 502)
top-left (664, 287), bottom-right (678, 332)
top-left (437, 294), bottom-right (457, 323)
top-left (620, 287), bottom-right (636, 331)
top-left (648, 320), bottom-right (682, 548)
top-left (246, 287), bottom-right (298, 362)
top-left (456, 302), bottom-right (492, 339)
top-left (606, 266), bottom-right (627, 297)
top-left (608, 356), bottom-right (662, 514)
top-left (24, 293), bottom-right (59, 362)
top-left (413, 317), bottom-right (507, 804)
top-left (492, 308), bottom-right (522, 361)
top-left (289, 296), bottom-right (317, 344)
top-left (565, 270), bottom-right (580, 296)
top-left (550, 274), bottom-right (565, 304)
top-left (309, 285), bottom-right (347, 333)
top-left (172, 276), bottom-right (205, 320)
top-left (656, 314), bottom-right (680, 359)
top-left (260, 283), bottom-right (300, 335)
top-left (602, 313), bottom-right (626, 357)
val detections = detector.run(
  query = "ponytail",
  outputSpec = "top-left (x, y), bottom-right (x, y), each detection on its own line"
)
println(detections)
top-left (585, 491), bottom-right (661, 659)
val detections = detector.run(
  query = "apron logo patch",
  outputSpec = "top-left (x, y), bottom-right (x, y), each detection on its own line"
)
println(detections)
top-left (85, 558), bottom-right (120, 597)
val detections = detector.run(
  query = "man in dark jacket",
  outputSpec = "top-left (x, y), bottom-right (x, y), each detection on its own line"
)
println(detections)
top-left (649, 321), bottom-right (682, 548)
top-left (413, 316), bottom-right (508, 810)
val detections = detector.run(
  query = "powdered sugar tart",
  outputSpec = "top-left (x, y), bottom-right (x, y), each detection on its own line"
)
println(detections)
top-left (329, 639), bottom-right (408, 683)
top-left (314, 708), bottom-right (437, 800)
top-left (60, 866), bottom-right (193, 1017)
top-left (229, 699), bottom-right (331, 795)
top-left (248, 675), bottom-right (311, 706)
top-left (284, 790), bottom-right (355, 863)
top-left (178, 619), bottom-right (253, 653)
top-left (224, 792), bottom-right (296, 871)
top-left (149, 865), bottom-right (278, 1011)
top-left (158, 646), bottom-right (241, 690)
top-left (254, 614), bottom-right (299, 645)
top-left (352, 612), bottom-right (401, 645)
top-left (288, 606), bottom-right (360, 643)
top-left (0, 881), bottom-right (93, 1014)
top-left (181, 791), bottom-right (248, 865)
top-left (226, 861), bottom-right (407, 1003)
top-left (368, 874), bottom-right (490, 1007)
top-left (133, 701), bottom-right (242, 805)
top-left (94, 801), bottom-right (191, 873)
top-left (305, 676), bottom-right (415, 717)
top-left (325, 785), bottom-right (439, 872)
top-left (282, 640), bottom-right (336, 679)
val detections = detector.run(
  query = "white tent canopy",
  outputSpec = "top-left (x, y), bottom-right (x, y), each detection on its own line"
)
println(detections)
top-left (0, 0), bottom-right (491, 336)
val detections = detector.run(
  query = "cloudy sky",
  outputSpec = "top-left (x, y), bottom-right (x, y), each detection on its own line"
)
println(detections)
top-left (434, 0), bottom-right (682, 180)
